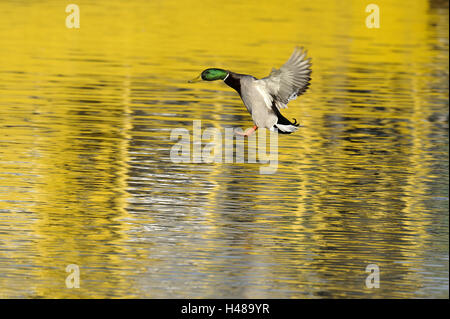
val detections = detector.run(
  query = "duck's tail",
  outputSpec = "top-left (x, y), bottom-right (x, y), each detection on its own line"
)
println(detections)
top-left (271, 104), bottom-right (300, 134)
top-left (274, 119), bottom-right (300, 134)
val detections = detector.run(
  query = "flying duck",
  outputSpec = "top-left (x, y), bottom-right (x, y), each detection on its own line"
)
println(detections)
top-left (189, 47), bottom-right (312, 136)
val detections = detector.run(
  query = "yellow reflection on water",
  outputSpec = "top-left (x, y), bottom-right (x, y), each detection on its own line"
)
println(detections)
top-left (0, 0), bottom-right (448, 298)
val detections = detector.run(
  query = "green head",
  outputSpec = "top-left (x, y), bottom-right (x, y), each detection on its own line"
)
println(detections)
top-left (189, 68), bottom-right (229, 82)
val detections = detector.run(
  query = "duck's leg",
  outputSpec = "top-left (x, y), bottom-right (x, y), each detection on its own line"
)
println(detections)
top-left (235, 125), bottom-right (258, 137)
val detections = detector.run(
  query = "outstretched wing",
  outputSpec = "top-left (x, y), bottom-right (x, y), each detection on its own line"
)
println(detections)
top-left (258, 47), bottom-right (312, 110)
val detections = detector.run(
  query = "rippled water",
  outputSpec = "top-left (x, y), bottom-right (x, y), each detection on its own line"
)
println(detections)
top-left (0, 0), bottom-right (448, 298)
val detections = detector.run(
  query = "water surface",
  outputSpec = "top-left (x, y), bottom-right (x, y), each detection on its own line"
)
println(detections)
top-left (0, 0), bottom-right (448, 298)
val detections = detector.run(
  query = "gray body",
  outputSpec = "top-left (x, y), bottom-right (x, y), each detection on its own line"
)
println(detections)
top-left (239, 76), bottom-right (278, 128)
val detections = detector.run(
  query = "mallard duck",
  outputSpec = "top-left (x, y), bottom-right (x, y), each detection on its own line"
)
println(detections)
top-left (189, 47), bottom-right (312, 136)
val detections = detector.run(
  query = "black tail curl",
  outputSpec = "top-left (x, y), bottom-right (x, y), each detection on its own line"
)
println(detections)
top-left (271, 101), bottom-right (301, 134)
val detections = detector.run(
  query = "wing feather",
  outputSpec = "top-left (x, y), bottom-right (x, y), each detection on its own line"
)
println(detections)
top-left (258, 47), bottom-right (312, 110)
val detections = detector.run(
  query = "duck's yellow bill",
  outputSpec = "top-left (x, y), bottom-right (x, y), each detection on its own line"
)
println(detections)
top-left (188, 75), bottom-right (202, 83)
